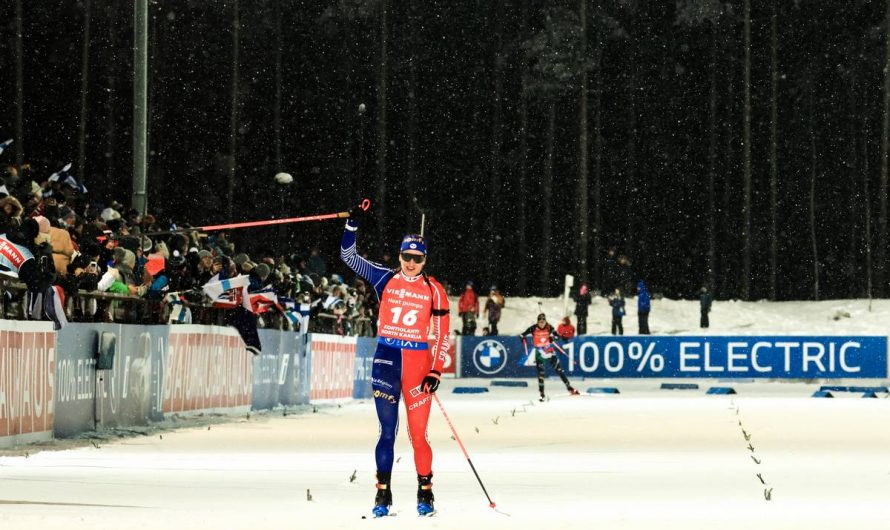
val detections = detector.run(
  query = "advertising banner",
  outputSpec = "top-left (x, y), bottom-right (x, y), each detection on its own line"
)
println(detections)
top-left (460, 335), bottom-right (888, 379)
top-left (0, 321), bottom-right (56, 448)
top-left (161, 326), bottom-right (253, 414)
top-left (354, 337), bottom-right (376, 399)
top-left (307, 334), bottom-right (356, 401)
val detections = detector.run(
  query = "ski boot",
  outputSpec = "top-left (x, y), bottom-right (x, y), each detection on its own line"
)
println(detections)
top-left (417, 473), bottom-right (436, 516)
top-left (539, 393), bottom-right (546, 402)
top-left (372, 472), bottom-right (393, 518)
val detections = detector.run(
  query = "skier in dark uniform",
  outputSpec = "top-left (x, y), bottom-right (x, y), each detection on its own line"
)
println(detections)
top-left (519, 313), bottom-right (579, 402)
top-left (340, 201), bottom-right (450, 518)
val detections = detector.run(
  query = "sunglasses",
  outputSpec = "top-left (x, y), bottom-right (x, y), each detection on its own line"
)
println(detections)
top-left (400, 252), bottom-right (426, 264)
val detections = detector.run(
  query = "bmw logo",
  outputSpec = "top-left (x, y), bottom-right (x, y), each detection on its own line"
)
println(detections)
top-left (410, 243), bottom-right (417, 249)
top-left (473, 340), bottom-right (508, 375)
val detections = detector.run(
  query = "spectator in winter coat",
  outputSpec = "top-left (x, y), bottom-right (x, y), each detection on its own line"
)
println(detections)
top-left (307, 247), bottom-right (326, 278)
top-left (484, 287), bottom-right (505, 335)
top-left (609, 288), bottom-right (625, 335)
top-left (49, 222), bottom-right (75, 277)
top-left (98, 248), bottom-right (144, 296)
top-left (557, 316), bottom-right (575, 340)
top-left (637, 280), bottom-right (651, 335)
top-left (573, 282), bottom-right (592, 335)
top-left (700, 286), bottom-right (712, 328)
top-left (0, 195), bottom-right (23, 233)
top-left (194, 250), bottom-right (215, 286)
top-left (458, 281), bottom-right (479, 335)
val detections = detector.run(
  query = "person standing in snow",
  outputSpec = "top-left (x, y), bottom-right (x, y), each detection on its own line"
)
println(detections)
top-left (340, 201), bottom-right (449, 518)
top-left (700, 286), bottom-right (712, 328)
top-left (557, 316), bottom-right (575, 340)
top-left (573, 281), bottom-right (592, 335)
top-left (458, 281), bottom-right (479, 335)
top-left (637, 279), bottom-right (651, 335)
top-left (520, 313), bottom-right (579, 401)
top-left (484, 287), bottom-right (504, 335)
top-left (609, 288), bottom-right (625, 335)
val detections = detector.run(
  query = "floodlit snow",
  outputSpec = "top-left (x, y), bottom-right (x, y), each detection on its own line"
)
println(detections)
top-left (1, 298), bottom-right (889, 528)
top-left (1, 378), bottom-right (889, 529)
top-left (465, 294), bottom-right (890, 336)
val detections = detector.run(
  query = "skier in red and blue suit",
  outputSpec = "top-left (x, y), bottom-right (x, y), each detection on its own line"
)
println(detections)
top-left (340, 203), bottom-right (450, 518)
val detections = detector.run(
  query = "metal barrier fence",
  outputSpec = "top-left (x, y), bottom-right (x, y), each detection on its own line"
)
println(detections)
top-left (0, 276), bottom-right (373, 334)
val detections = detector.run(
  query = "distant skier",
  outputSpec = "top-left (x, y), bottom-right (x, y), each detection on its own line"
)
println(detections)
top-left (340, 201), bottom-right (450, 518)
top-left (519, 313), bottom-right (579, 402)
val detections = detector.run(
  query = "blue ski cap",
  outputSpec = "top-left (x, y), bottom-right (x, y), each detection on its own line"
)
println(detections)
top-left (400, 234), bottom-right (427, 255)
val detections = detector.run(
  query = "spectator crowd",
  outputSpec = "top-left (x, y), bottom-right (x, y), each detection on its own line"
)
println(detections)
top-left (0, 160), bottom-right (376, 336)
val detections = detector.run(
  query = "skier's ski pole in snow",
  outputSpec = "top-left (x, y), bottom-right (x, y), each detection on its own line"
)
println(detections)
top-left (433, 394), bottom-right (497, 510)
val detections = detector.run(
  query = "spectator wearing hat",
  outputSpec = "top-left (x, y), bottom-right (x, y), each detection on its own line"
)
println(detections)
top-left (140, 214), bottom-right (157, 233)
top-left (100, 207), bottom-right (121, 224)
top-left (458, 281), bottom-right (479, 335)
top-left (166, 251), bottom-right (195, 292)
top-left (98, 248), bottom-right (141, 295)
top-left (195, 250), bottom-right (215, 285)
top-left (0, 196), bottom-right (23, 233)
top-left (484, 287), bottom-right (505, 336)
top-left (232, 253), bottom-right (251, 273)
top-left (249, 263), bottom-right (271, 292)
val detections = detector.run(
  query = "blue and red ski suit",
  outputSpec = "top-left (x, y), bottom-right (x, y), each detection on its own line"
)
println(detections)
top-left (340, 220), bottom-right (450, 476)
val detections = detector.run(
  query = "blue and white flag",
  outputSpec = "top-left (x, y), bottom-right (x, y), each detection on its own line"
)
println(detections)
top-left (202, 274), bottom-right (250, 305)
top-left (48, 163), bottom-right (87, 194)
top-left (0, 139), bottom-right (12, 157)
top-left (164, 292), bottom-right (193, 324)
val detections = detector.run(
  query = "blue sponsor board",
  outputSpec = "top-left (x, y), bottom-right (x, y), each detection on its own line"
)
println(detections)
top-left (353, 337), bottom-right (377, 399)
top-left (460, 336), bottom-right (888, 379)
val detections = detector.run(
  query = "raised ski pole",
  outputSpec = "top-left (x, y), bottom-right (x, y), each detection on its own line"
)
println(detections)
top-left (432, 394), bottom-right (497, 510)
top-left (135, 199), bottom-right (373, 237)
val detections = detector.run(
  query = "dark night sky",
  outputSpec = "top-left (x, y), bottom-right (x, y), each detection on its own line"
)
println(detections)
top-left (1, 0), bottom-right (888, 300)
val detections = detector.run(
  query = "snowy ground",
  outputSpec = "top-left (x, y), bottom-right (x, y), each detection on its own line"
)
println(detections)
top-left (1, 298), bottom-right (888, 528)
top-left (463, 294), bottom-right (890, 337)
top-left (1, 377), bottom-right (889, 529)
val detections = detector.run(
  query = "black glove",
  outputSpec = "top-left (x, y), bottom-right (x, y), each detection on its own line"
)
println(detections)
top-left (421, 370), bottom-right (441, 394)
top-left (347, 198), bottom-right (372, 225)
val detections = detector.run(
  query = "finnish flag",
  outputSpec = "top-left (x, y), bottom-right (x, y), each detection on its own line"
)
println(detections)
top-left (48, 162), bottom-right (88, 194)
